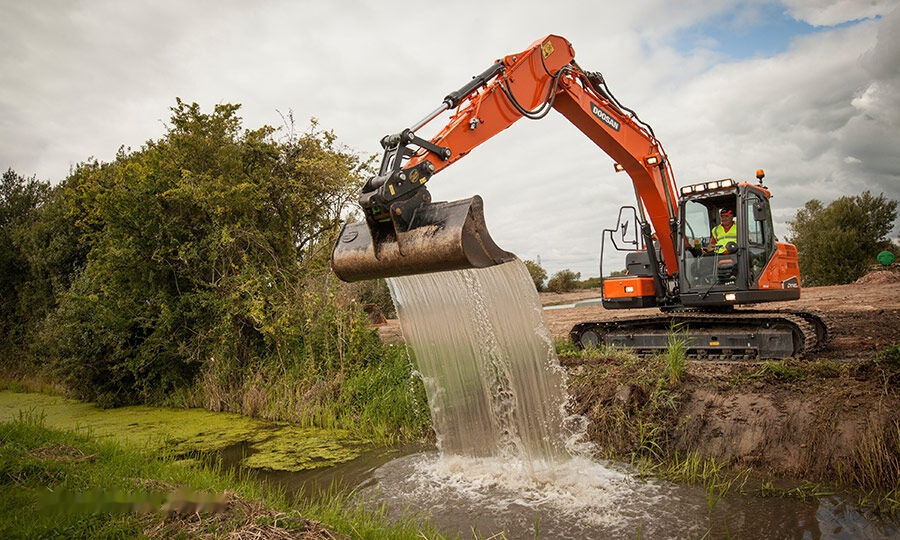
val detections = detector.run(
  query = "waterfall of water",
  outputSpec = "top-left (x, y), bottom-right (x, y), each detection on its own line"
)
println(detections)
top-left (387, 259), bottom-right (575, 461)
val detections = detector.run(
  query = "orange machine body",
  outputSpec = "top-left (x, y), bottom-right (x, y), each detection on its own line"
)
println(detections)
top-left (757, 242), bottom-right (801, 291)
top-left (603, 276), bottom-right (657, 304)
top-left (406, 35), bottom-right (680, 278)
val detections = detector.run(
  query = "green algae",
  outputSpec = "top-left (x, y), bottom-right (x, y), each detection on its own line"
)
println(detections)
top-left (242, 426), bottom-right (367, 472)
top-left (0, 391), bottom-right (369, 472)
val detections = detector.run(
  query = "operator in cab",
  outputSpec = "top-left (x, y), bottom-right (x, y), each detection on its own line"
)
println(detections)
top-left (705, 208), bottom-right (737, 254)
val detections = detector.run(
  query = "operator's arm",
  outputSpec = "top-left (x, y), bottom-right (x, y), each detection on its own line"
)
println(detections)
top-left (706, 226), bottom-right (721, 253)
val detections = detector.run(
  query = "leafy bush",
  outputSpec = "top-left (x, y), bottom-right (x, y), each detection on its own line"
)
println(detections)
top-left (18, 102), bottom-right (368, 406)
top-left (874, 343), bottom-right (900, 370)
top-left (523, 259), bottom-right (547, 291)
top-left (577, 276), bottom-right (603, 289)
top-left (2, 101), bottom-right (432, 440)
top-left (787, 192), bottom-right (897, 285)
top-left (0, 169), bottom-right (50, 357)
top-left (547, 269), bottom-right (581, 293)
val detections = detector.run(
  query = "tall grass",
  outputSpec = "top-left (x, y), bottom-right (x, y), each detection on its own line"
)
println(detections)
top-left (553, 337), bottom-right (638, 363)
top-left (662, 324), bottom-right (688, 387)
top-left (752, 360), bottom-right (803, 382)
top-left (167, 317), bottom-right (433, 445)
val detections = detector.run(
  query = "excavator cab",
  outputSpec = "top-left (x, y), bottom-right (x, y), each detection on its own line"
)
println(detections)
top-left (680, 189), bottom-right (741, 289)
top-left (677, 177), bottom-right (800, 307)
top-left (601, 175), bottom-right (801, 311)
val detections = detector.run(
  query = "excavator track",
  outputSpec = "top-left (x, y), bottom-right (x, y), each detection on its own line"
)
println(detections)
top-left (569, 310), bottom-right (828, 360)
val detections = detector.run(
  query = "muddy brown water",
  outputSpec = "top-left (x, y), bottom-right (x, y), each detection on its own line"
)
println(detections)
top-left (216, 443), bottom-right (897, 539)
top-left (343, 262), bottom-right (898, 538)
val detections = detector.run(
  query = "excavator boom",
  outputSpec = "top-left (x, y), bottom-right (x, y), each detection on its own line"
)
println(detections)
top-left (332, 35), bottom-right (679, 288)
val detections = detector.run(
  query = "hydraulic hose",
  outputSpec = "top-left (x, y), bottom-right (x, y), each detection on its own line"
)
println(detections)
top-left (500, 66), bottom-right (570, 120)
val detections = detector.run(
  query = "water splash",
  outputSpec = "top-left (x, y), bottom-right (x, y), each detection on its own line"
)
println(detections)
top-left (356, 450), bottom-right (706, 538)
top-left (387, 259), bottom-right (579, 460)
top-left (351, 260), bottom-right (899, 537)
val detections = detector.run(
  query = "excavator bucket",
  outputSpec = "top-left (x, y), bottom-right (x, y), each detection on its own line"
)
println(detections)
top-left (331, 195), bottom-right (515, 282)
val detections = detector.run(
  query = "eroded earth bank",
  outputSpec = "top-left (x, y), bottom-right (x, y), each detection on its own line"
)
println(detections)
top-left (381, 271), bottom-right (900, 504)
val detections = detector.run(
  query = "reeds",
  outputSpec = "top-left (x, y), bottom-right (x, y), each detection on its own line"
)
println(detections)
top-left (165, 337), bottom-right (432, 445)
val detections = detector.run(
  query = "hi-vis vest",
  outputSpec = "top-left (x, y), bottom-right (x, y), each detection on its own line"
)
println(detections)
top-left (712, 223), bottom-right (737, 253)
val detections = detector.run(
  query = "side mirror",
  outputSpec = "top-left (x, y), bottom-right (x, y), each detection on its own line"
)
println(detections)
top-left (614, 207), bottom-right (640, 249)
top-left (753, 201), bottom-right (769, 222)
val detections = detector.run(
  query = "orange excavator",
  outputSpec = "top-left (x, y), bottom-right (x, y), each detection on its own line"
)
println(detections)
top-left (331, 35), bottom-right (826, 359)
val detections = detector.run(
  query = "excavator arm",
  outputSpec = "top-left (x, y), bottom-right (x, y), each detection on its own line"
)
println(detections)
top-left (332, 35), bottom-right (679, 288)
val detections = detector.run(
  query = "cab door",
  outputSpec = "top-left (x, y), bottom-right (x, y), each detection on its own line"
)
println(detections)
top-left (744, 187), bottom-right (776, 287)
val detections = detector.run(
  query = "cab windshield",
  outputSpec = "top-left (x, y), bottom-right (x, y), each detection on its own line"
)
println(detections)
top-left (680, 197), bottom-right (739, 291)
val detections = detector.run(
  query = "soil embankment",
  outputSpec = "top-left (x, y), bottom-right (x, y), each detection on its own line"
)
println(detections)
top-left (557, 273), bottom-right (900, 492)
top-left (379, 272), bottom-right (900, 492)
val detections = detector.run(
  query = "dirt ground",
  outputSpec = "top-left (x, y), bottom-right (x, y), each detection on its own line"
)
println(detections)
top-left (378, 270), bottom-right (900, 492)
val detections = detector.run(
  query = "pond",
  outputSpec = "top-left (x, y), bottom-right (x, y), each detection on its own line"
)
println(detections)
top-left (0, 391), bottom-right (369, 471)
top-left (0, 390), bottom-right (896, 538)
top-left (234, 445), bottom-right (898, 539)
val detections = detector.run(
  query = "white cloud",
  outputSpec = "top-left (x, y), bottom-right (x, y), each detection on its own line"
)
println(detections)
top-left (855, 7), bottom-right (900, 127)
top-left (1, 0), bottom-right (897, 278)
top-left (646, 15), bottom-right (899, 242)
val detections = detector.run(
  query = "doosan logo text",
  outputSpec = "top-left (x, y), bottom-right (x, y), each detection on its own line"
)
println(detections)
top-left (591, 103), bottom-right (620, 132)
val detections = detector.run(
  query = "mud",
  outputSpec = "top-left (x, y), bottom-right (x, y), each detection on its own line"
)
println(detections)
top-left (566, 356), bottom-right (898, 491)
top-left (559, 276), bottom-right (900, 491)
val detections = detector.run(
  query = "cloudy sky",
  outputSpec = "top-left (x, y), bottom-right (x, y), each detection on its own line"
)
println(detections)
top-left (3, 0), bottom-right (898, 278)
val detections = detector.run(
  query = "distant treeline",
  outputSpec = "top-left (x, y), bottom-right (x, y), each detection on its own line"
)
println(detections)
top-left (0, 101), bottom-right (429, 440)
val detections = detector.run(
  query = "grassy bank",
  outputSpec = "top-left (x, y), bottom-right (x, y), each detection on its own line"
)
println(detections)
top-left (0, 413), bottom-right (444, 539)
top-left (162, 340), bottom-right (433, 446)
top-left (1, 321), bottom-right (433, 447)
top-left (559, 340), bottom-right (900, 515)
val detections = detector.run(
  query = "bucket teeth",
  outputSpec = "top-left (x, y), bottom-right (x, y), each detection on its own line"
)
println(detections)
top-left (331, 196), bottom-right (515, 282)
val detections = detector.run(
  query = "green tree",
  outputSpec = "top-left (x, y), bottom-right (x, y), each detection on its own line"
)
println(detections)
top-left (787, 191), bottom-right (898, 286)
top-left (0, 169), bottom-right (50, 352)
top-left (13, 162), bottom-right (108, 345)
top-left (523, 259), bottom-right (547, 291)
top-left (577, 276), bottom-right (603, 289)
top-left (547, 268), bottom-right (581, 293)
top-left (36, 101), bottom-right (369, 405)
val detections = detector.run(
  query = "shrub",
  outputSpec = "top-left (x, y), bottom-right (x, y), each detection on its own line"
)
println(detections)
top-left (547, 269), bottom-right (581, 293)
top-left (523, 259), bottom-right (547, 291)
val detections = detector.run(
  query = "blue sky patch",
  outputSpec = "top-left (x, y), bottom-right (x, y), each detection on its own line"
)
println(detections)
top-left (674, 4), bottom-right (823, 60)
